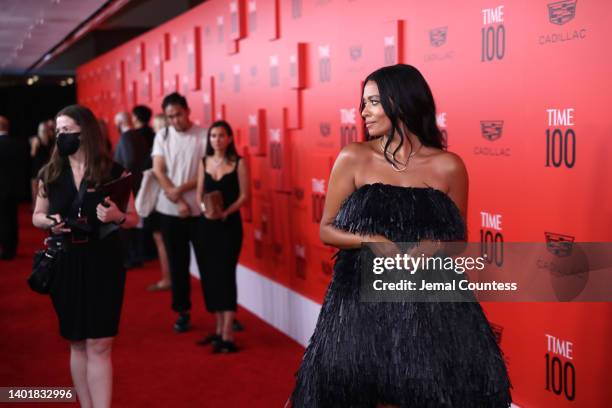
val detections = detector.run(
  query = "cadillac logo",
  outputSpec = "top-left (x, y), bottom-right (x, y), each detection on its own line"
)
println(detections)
top-left (429, 27), bottom-right (448, 47)
top-left (349, 45), bottom-right (362, 61)
top-left (480, 121), bottom-right (504, 141)
top-left (548, 0), bottom-right (577, 25)
top-left (320, 122), bottom-right (331, 137)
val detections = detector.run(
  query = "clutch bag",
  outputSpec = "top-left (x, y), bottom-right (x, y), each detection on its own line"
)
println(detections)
top-left (202, 190), bottom-right (224, 218)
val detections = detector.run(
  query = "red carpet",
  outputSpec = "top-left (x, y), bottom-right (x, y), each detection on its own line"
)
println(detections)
top-left (0, 205), bottom-right (305, 407)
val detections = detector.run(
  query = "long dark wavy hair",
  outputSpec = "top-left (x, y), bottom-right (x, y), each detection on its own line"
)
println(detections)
top-left (360, 64), bottom-right (445, 166)
top-left (38, 105), bottom-right (113, 197)
top-left (205, 120), bottom-right (240, 161)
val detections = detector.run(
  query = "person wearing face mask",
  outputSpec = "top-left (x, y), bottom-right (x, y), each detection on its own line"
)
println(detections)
top-left (32, 105), bottom-right (139, 408)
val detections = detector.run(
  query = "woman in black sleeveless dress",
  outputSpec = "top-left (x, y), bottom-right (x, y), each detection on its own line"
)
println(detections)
top-left (33, 105), bottom-right (138, 408)
top-left (290, 65), bottom-right (512, 407)
top-left (195, 120), bottom-right (249, 353)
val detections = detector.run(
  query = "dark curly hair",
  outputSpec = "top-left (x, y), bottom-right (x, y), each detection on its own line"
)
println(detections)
top-left (360, 64), bottom-right (445, 166)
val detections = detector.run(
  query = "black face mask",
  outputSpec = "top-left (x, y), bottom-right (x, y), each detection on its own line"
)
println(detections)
top-left (56, 132), bottom-right (81, 157)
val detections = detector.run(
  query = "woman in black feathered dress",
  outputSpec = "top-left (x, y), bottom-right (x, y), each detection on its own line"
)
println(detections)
top-left (290, 64), bottom-right (512, 408)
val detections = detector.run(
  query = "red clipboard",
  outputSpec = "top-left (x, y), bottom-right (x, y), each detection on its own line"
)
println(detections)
top-left (97, 173), bottom-right (133, 212)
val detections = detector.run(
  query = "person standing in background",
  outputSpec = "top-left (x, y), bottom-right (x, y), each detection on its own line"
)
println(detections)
top-left (152, 114), bottom-right (167, 137)
top-left (114, 108), bottom-right (151, 269)
top-left (0, 115), bottom-right (20, 260)
top-left (46, 119), bottom-right (56, 136)
top-left (114, 110), bottom-right (147, 192)
top-left (113, 112), bottom-right (132, 138)
top-left (145, 113), bottom-right (171, 291)
top-left (30, 121), bottom-right (56, 205)
top-left (131, 106), bottom-right (155, 166)
top-left (195, 120), bottom-right (249, 353)
top-left (152, 93), bottom-right (207, 332)
top-left (98, 119), bottom-right (113, 155)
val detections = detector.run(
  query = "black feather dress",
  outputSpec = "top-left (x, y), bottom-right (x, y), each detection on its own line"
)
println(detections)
top-left (290, 183), bottom-right (512, 408)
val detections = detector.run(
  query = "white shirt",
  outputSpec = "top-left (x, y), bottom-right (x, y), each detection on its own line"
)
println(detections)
top-left (151, 124), bottom-right (207, 216)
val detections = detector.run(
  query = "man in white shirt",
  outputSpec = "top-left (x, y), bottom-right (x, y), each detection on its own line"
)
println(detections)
top-left (152, 93), bottom-right (206, 332)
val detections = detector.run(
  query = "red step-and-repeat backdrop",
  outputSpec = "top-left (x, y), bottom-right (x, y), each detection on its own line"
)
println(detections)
top-left (76, 1), bottom-right (612, 406)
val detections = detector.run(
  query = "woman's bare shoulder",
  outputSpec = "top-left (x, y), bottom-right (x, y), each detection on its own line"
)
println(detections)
top-left (337, 140), bottom-right (378, 163)
top-left (429, 150), bottom-right (466, 172)
top-left (425, 149), bottom-right (468, 189)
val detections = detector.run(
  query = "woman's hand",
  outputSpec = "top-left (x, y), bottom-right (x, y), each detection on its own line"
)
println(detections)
top-left (364, 234), bottom-right (401, 258)
top-left (407, 239), bottom-right (441, 258)
top-left (48, 214), bottom-right (71, 234)
top-left (203, 210), bottom-right (223, 220)
top-left (96, 197), bottom-right (125, 223)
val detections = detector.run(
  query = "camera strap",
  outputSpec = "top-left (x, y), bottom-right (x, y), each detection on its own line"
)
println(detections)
top-left (70, 179), bottom-right (89, 219)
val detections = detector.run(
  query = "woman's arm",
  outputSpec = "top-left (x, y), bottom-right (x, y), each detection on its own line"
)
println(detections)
top-left (32, 180), bottom-right (69, 234)
top-left (319, 143), bottom-right (391, 249)
top-left (30, 136), bottom-right (40, 158)
top-left (222, 159), bottom-right (250, 217)
top-left (119, 192), bottom-right (139, 228)
top-left (195, 159), bottom-right (206, 214)
top-left (437, 152), bottom-right (468, 221)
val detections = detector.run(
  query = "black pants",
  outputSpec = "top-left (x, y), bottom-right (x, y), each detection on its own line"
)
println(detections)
top-left (119, 228), bottom-right (144, 265)
top-left (0, 194), bottom-right (18, 260)
top-left (159, 214), bottom-right (203, 313)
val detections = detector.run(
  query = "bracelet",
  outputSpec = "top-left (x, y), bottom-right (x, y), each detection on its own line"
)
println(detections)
top-left (114, 215), bottom-right (127, 225)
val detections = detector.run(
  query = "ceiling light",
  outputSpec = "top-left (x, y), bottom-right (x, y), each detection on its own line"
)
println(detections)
top-left (60, 80), bottom-right (67, 86)
top-left (66, 78), bottom-right (74, 85)
top-left (27, 78), bottom-right (34, 85)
